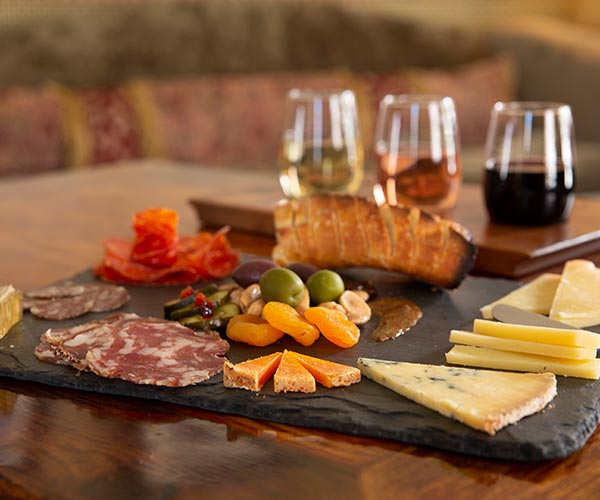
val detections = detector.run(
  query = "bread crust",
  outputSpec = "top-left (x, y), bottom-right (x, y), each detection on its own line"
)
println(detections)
top-left (273, 195), bottom-right (476, 289)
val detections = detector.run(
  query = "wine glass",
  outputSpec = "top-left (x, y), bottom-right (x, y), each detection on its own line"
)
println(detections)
top-left (278, 89), bottom-right (364, 198)
top-left (373, 94), bottom-right (461, 212)
top-left (483, 101), bottom-right (576, 225)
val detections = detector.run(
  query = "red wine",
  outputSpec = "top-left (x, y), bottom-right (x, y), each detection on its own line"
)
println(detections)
top-left (484, 161), bottom-right (574, 225)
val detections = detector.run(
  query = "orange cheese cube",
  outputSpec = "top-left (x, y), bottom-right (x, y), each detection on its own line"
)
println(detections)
top-left (223, 352), bottom-right (283, 391)
top-left (273, 350), bottom-right (316, 393)
top-left (289, 351), bottom-right (361, 388)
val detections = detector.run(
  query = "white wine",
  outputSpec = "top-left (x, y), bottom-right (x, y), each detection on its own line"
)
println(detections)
top-left (279, 140), bottom-right (364, 198)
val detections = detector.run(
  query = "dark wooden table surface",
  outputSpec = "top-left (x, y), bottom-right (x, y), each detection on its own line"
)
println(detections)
top-left (1, 160), bottom-right (600, 499)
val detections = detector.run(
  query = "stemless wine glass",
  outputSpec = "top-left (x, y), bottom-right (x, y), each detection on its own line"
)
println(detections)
top-left (373, 94), bottom-right (461, 212)
top-left (483, 102), bottom-right (576, 225)
top-left (278, 88), bottom-right (364, 198)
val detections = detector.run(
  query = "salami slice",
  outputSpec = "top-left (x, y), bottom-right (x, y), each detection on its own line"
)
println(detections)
top-left (34, 338), bottom-right (71, 365)
top-left (25, 283), bottom-right (85, 299)
top-left (44, 313), bottom-right (139, 370)
top-left (86, 320), bottom-right (229, 387)
top-left (30, 294), bottom-right (95, 321)
top-left (83, 284), bottom-right (130, 312)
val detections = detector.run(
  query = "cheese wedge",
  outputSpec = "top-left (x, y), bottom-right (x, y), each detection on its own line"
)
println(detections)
top-left (449, 330), bottom-right (597, 360)
top-left (480, 273), bottom-right (561, 319)
top-left (273, 350), bottom-right (316, 393)
top-left (446, 345), bottom-right (600, 379)
top-left (473, 319), bottom-right (600, 349)
top-left (357, 358), bottom-right (557, 435)
top-left (223, 352), bottom-right (283, 391)
top-left (549, 259), bottom-right (600, 328)
top-left (0, 285), bottom-right (22, 339)
top-left (289, 351), bottom-right (361, 388)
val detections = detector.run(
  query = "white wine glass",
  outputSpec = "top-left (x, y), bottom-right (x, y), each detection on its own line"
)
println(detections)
top-left (278, 89), bottom-right (364, 198)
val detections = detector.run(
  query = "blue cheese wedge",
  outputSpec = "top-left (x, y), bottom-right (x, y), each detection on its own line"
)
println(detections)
top-left (357, 358), bottom-right (557, 435)
top-left (0, 285), bottom-right (22, 338)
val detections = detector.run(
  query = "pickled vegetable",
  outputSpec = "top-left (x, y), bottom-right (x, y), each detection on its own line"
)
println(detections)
top-left (259, 268), bottom-right (305, 307)
top-left (306, 269), bottom-right (345, 305)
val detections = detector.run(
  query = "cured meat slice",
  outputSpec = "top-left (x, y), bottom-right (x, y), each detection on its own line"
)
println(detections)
top-left (85, 320), bottom-right (230, 387)
top-left (43, 313), bottom-right (139, 369)
top-left (30, 294), bottom-right (95, 321)
top-left (25, 283), bottom-right (85, 299)
top-left (27, 283), bottom-right (130, 320)
top-left (84, 283), bottom-right (130, 312)
top-left (34, 338), bottom-right (70, 365)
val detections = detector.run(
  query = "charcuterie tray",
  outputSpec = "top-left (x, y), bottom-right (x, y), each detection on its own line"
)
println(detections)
top-left (2, 266), bottom-right (600, 462)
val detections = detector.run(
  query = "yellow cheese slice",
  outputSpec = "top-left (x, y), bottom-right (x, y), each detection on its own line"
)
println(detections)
top-left (0, 285), bottom-right (22, 339)
top-left (480, 273), bottom-right (560, 319)
top-left (549, 259), bottom-right (600, 328)
top-left (357, 357), bottom-right (556, 435)
top-left (446, 345), bottom-right (600, 379)
top-left (449, 330), bottom-right (597, 360)
top-left (473, 318), bottom-right (600, 349)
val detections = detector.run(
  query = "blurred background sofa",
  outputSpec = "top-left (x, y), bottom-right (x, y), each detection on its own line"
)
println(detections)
top-left (0, 0), bottom-right (599, 192)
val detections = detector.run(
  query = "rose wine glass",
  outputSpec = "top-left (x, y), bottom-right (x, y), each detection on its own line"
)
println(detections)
top-left (373, 94), bottom-right (461, 212)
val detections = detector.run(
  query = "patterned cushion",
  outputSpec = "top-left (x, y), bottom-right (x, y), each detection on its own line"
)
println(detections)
top-left (0, 56), bottom-right (514, 177)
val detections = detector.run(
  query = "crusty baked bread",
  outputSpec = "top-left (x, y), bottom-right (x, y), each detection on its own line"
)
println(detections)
top-left (272, 195), bottom-right (477, 289)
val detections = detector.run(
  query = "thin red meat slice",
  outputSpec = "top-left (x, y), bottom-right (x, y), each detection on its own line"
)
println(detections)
top-left (83, 283), bottom-right (130, 312)
top-left (25, 283), bottom-right (85, 299)
top-left (43, 313), bottom-right (139, 369)
top-left (30, 294), bottom-right (94, 320)
top-left (86, 320), bottom-right (229, 387)
top-left (34, 338), bottom-right (71, 365)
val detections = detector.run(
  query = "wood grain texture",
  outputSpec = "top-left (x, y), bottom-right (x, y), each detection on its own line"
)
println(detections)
top-left (2, 160), bottom-right (600, 498)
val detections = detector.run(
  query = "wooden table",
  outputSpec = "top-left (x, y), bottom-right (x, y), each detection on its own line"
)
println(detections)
top-left (1, 160), bottom-right (600, 499)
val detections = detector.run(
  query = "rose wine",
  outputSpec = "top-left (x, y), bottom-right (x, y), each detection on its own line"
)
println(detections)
top-left (484, 160), bottom-right (574, 225)
top-left (279, 140), bottom-right (364, 198)
top-left (376, 153), bottom-right (461, 210)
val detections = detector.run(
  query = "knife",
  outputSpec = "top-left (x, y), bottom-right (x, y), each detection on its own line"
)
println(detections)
top-left (491, 303), bottom-right (579, 330)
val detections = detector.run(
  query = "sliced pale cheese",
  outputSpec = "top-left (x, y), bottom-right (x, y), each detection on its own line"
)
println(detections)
top-left (473, 318), bottom-right (600, 349)
top-left (0, 285), bottom-right (22, 339)
top-left (357, 357), bottom-right (556, 435)
top-left (480, 273), bottom-right (560, 319)
top-left (450, 330), bottom-right (597, 360)
top-left (446, 345), bottom-right (600, 379)
top-left (549, 259), bottom-right (600, 328)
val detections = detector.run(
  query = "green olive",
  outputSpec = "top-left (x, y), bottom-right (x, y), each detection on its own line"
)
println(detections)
top-left (259, 268), bottom-right (305, 307)
top-left (306, 269), bottom-right (345, 305)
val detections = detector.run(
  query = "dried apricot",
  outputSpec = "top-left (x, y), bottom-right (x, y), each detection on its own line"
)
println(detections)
top-left (226, 313), bottom-right (284, 347)
top-left (303, 306), bottom-right (360, 348)
top-left (262, 301), bottom-right (320, 347)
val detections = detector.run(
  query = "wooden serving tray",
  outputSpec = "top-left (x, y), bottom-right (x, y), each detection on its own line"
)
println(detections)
top-left (2, 268), bottom-right (600, 461)
top-left (191, 184), bottom-right (600, 278)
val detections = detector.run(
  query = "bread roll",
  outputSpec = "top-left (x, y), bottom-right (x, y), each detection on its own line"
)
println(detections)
top-left (272, 195), bottom-right (477, 289)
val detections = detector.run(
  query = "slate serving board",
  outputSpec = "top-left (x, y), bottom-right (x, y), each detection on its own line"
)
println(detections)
top-left (2, 268), bottom-right (599, 462)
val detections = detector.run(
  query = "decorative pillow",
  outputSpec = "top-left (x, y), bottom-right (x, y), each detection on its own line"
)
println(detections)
top-left (0, 56), bottom-right (514, 177)
top-left (132, 71), bottom-right (352, 167)
top-left (0, 87), bottom-right (65, 177)
top-left (355, 55), bottom-right (516, 146)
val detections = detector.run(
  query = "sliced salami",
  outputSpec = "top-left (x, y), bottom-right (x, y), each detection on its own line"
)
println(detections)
top-left (44, 313), bottom-right (138, 370)
top-left (25, 283), bottom-right (85, 299)
top-left (34, 338), bottom-right (71, 365)
top-left (30, 294), bottom-right (95, 321)
top-left (36, 314), bottom-right (229, 386)
top-left (85, 320), bottom-right (229, 387)
top-left (83, 284), bottom-right (130, 312)
top-left (27, 282), bottom-right (130, 320)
